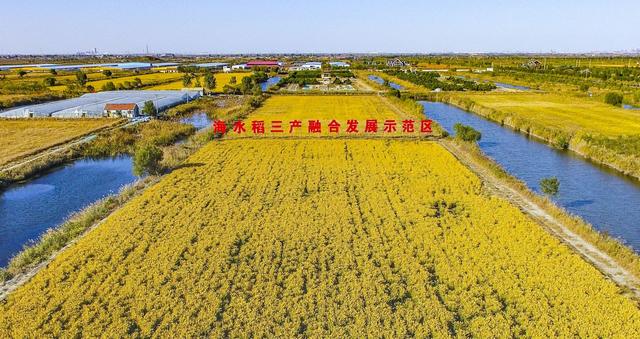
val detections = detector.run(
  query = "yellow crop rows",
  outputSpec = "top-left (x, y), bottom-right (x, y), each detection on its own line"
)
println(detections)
top-left (228, 95), bottom-right (426, 137)
top-left (1, 139), bottom-right (639, 337)
top-left (48, 73), bottom-right (182, 91)
top-left (454, 92), bottom-right (640, 137)
top-left (0, 118), bottom-right (119, 166)
top-left (147, 72), bottom-right (252, 92)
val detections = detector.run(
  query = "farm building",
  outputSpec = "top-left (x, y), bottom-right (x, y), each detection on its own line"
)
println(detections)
top-left (329, 61), bottom-right (350, 68)
top-left (104, 103), bottom-right (139, 118)
top-left (302, 62), bottom-right (322, 70)
top-left (231, 64), bottom-right (248, 70)
top-left (193, 62), bottom-right (229, 70)
top-left (0, 62), bottom-right (179, 72)
top-left (290, 62), bottom-right (322, 71)
top-left (0, 90), bottom-right (200, 118)
top-left (246, 60), bottom-right (281, 69)
top-left (386, 58), bottom-right (407, 67)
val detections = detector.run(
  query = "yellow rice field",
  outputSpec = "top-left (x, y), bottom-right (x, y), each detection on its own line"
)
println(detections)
top-left (0, 119), bottom-right (119, 166)
top-left (1, 139), bottom-right (638, 336)
top-left (228, 95), bottom-right (426, 137)
top-left (453, 92), bottom-right (640, 137)
top-left (49, 73), bottom-right (182, 91)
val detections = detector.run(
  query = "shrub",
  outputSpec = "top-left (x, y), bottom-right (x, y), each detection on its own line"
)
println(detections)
top-left (604, 92), bottom-right (623, 106)
top-left (133, 144), bottom-right (163, 176)
top-left (101, 81), bottom-right (116, 91)
top-left (453, 123), bottom-right (482, 142)
top-left (540, 177), bottom-right (560, 196)
top-left (43, 77), bottom-right (56, 86)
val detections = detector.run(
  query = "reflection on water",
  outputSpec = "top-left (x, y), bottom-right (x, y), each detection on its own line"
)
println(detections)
top-left (260, 77), bottom-right (281, 91)
top-left (422, 101), bottom-right (640, 251)
top-left (180, 112), bottom-right (213, 130)
top-left (494, 82), bottom-right (530, 91)
top-left (368, 75), bottom-right (404, 90)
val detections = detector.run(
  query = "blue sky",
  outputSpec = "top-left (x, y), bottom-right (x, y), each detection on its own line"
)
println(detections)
top-left (1, 0), bottom-right (638, 54)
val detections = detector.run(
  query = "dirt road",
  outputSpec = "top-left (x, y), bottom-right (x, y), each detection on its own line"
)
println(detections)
top-left (439, 139), bottom-right (640, 298)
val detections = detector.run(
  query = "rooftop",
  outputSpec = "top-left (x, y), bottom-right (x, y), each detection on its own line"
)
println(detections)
top-left (104, 103), bottom-right (137, 111)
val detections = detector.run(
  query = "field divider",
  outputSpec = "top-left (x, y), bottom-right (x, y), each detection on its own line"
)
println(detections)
top-left (439, 138), bottom-right (640, 299)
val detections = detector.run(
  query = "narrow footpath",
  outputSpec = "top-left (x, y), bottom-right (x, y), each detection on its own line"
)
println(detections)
top-left (439, 139), bottom-right (640, 299)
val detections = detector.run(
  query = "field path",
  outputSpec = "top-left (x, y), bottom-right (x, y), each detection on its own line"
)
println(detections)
top-left (439, 139), bottom-right (640, 298)
top-left (0, 119), bottom-right (137, 174)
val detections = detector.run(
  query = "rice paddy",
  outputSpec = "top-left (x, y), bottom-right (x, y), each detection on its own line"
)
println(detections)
top-left (0, 118), bottom-right (120, 166)
top-left (147, 72), bottom-right (252, 92)
top-left (1, 138), bottom-right (638, 337)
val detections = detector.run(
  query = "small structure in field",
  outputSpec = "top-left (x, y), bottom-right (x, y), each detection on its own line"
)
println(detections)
top-left (329, 61), bottom-right (350, 68)
top-left (104, 103), bottom-right (139, 118)
top-left (193, 62), bottom-right (228, 70)
top-left (246, 60), bottom-right (281, 70)
top-left (386, 58), bottom-right (407, 67)
top-left (523, 59), bottom-right (543, 69)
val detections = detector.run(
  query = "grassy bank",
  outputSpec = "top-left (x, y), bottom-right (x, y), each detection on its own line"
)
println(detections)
top-left (448, 139), bottom-right (640, 280)
top-left (439, 93), bottom-right (640, 180)
top-left (0, 176), bottom-right (158, 283)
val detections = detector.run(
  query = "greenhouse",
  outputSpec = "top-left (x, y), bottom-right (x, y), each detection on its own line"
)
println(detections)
top-left (0, 90), bottom-right (201, 118)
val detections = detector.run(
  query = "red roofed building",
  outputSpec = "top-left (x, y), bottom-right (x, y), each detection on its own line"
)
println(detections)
top-left (246, 60), bottom-right (281, 69)
top-left (104, 103), bottom-right (139, 118)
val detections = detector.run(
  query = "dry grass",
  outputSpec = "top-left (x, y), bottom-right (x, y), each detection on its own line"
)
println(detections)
top-left (0, 119), bottom-right (119, 166)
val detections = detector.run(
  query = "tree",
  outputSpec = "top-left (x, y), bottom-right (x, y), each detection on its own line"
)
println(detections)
top-left (204, 72), bottom-right (216, 90)
top-left (134, 77), bottom-right (142, 88)
top-left (182, 74), bottom-right (193, 87)
top-left (388, 88), bottom-right (401, 98)
top-left (102, 81), bottom-right (116, 91)
top-left (49, 69), bottom-right (57, 75)
top-left (133, 144), bottom-right (163, 176)
top-left (229, 76), bottom-right (237, 84)
top-left (86, 85), bottom-right (95, 93)
top-left (102, 69), bottom-right (112, 77)
top-left (453, 123), bottom-right (481, 142)
top-left (540, 177), bottom-right (559, 196)
top-left (240, 76), bottom-right (253, 94)
top-left (252, 83), bottom-right (262, 96)
top-left (18, 70), bottom-right (27, 78)
top-left (75, 71), bottom-right (88, 86)
top-left (43, 77), bottom-right (57, 86)
top-left (604, 92), bottom-right (623, 106)
top-left (142, 100), bottom-right (157, 117)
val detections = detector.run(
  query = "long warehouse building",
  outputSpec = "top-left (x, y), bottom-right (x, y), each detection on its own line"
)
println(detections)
top-left (0, 90), bottom-right (201, 118)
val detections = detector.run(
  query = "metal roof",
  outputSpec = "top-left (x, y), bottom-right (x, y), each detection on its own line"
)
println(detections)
top-left (0, 90), bottom-right (201, 118)
top-left (193, 62), bottom-right (229, 68)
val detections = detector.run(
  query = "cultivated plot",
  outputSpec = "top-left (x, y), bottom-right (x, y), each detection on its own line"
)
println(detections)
top-left (227, 95), bottom-right (430, 137)
top-left (0, 139), bottom-right (638, 337)
top-left (0, 118), bottom-right (119, 166)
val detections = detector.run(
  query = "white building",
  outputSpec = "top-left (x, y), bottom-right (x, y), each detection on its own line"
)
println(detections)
top-left (329, 61), bottom-right (350, 68)
top-left (386, 58), bottom-right (407, 67)
top-left (292, 62), bottom-right (322, 71)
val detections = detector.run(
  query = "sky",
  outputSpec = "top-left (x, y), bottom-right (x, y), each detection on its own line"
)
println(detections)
top-left (1, 0), bottom-right (638, 54)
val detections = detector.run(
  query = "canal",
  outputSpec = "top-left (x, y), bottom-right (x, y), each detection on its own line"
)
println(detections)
top-left (0, 113), bottom-right (210, 267)
top-left (422, 101), bottom-right (640, 251)
top-left (368, 75), bottom-right (403, 90)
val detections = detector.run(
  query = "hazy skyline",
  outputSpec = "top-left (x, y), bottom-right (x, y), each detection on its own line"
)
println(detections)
top-left (1, 0), bottom-right (638, 55)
